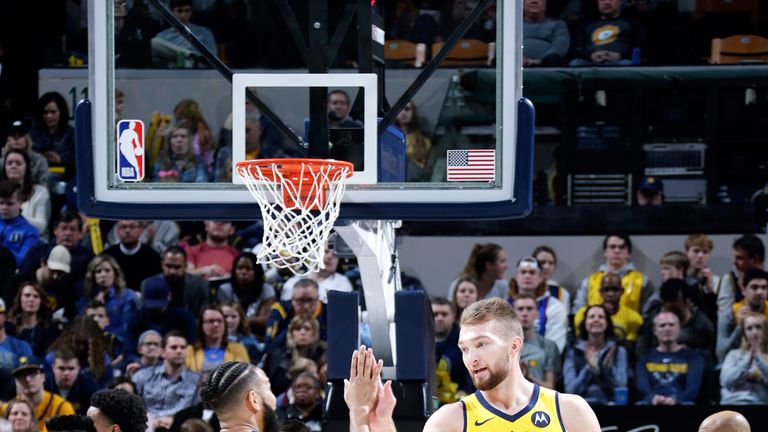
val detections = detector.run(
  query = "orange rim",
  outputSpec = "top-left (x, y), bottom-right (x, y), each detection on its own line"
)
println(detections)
top-left (236, 158), bottom-right (354, 183)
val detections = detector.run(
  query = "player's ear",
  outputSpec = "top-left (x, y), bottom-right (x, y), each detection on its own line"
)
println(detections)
top-left (510, 335), bottom-right (523, 354)
top-left (246, 390), bottom-right (261, 413)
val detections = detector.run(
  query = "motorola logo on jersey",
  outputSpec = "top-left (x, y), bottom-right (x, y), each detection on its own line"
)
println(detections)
top-left (532, 411), bottom-right (551, 428)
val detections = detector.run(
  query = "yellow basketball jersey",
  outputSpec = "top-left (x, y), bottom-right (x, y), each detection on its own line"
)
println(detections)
top-left (461, 384), bottom-right (566, 432)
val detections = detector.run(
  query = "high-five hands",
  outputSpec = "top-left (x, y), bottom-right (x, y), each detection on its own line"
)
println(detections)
top-left (345, 345), bottom-right (397, 432)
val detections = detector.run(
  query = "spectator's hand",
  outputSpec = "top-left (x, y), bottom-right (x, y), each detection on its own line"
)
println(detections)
top-left (701, 267), bottom-right (714, 293)
top-left (602, 345), bottom-right (616, 369)
top-left (125, 362), bottom-right (142, 376)
top-left (652, 394), bottom-right (675, 405)
top-left (735, 305), bottom-right (751, 325)
top-left (94, 291), bottom-right (106, 303)
top-left (203, 264), bottom-right (227, 278)
top-left (144, 223), bottom-right (157, 246)
top-left (44, 150), bottom-right (62, 165)
top-left (590, 51), bottom-right (608, 63)
top-left (523, 57), bottom-right (542, 67)
top-left (345, 346), bottom-right (384, 428)
top-left (604, 51), bottom-right (621, 62)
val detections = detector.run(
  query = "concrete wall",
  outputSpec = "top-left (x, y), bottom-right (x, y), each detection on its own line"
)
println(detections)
top-left (396, 234), bottom-right (768, 299)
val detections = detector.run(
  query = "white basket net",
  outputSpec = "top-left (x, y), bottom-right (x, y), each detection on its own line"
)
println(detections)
top-left (236, 159), bottom-right (353, 276)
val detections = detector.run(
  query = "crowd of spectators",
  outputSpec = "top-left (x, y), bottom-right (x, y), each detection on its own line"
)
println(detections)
top-left (432, 234), bottom-right (768, 408)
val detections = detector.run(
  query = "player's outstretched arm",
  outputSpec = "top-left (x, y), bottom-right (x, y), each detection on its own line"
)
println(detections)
top-left (559, 394), bottom-right (601, 432)
top-left (422, 403), bottom-right (464, 432)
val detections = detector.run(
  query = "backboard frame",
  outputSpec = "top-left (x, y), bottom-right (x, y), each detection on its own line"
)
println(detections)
top-left (78, 0), bottom-right (533, 221)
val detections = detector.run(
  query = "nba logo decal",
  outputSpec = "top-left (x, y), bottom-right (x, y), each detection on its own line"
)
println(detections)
top-left (117, 120), bottom-right (145, 181)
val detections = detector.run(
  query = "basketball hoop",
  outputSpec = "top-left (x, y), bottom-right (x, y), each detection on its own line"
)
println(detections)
top-left (236, 158), bottom-right (354, 276)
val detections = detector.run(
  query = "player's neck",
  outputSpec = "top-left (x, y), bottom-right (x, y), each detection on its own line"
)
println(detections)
top-left (219, 420), bottom-right (262, 432)
top-left (480, 366), bottom-right (533, 413)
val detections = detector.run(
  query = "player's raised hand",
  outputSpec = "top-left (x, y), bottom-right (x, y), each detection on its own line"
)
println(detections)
top-left (345, 345), bottom-right (384, 430)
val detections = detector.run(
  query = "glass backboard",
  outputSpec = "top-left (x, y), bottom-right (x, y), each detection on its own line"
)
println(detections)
top-left (68, 0), bottom-right (533, 220)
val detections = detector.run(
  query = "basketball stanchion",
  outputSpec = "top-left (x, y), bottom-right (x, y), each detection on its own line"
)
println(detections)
top-left (236, 158), bottom-right (354, 276)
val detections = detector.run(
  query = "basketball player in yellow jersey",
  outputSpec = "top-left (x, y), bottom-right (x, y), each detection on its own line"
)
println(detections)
top-left (345, 298), bottom-right (601, 432)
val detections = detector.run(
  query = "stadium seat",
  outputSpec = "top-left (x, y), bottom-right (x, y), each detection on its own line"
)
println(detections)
top-left (431, 39), bottom-right (495, 67)
top-left (710, 34), bottom-right (768, 64)
top-left (384, 39), bottom-right (426, 68)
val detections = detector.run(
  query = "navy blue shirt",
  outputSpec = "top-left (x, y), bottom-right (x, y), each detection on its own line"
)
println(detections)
top-left (636, 347), bottom-right (704, 404)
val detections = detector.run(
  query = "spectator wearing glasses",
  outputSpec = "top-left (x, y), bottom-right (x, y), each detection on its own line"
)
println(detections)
top-left (265, 279), bottom-right (327, 353)
top-left (276, 372), bottom-right (323, 432)
top-left (574, 234), bottom-right (652, 316)
top-left (280, 248), bottom-right (353, 304)
top-left (508, 257), bottom-right (567, 352)
top-left (3, 357), bottom-right (75, 430)
top-left (124, 330), bottom-right (163, 378)
top-left (185, 305), bottom-right (249, 373)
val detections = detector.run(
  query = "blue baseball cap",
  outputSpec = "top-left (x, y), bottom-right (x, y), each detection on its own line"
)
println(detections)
top-left (142, 278), bottom-right (170, 309)
top-left (639, 176), bottom-right (663, 193)
top-left (12, 356), bottom-right (43, 377)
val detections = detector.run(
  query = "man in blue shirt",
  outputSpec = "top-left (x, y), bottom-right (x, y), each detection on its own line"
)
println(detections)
top-left (0, 180), bottom-right (40, 266)
top-left (132, 330), bottom-right (200, 430)
top-left (636, 310), bottom-right (704, 405)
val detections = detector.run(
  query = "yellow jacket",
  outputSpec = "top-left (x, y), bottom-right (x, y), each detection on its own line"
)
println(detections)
top-left (185, 342), bottom-right (250, 372)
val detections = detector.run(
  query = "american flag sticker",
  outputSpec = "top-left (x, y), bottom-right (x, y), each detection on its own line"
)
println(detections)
top-left (447, 149), bottom-right (496, 181)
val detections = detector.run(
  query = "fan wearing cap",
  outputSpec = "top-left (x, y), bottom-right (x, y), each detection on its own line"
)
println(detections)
top-left (0, 298), bottom-right (34, 370)
top-left (508, 257), bottom-right (568, 353)
top-left (8, 210), bottom-right (94, 307)
top-left (34, 245), bottom-right (79, 319)
top-left (1, 357), bottom-right (75, 430)
top-left (0, 180), bottom-right (41, 266)
top-left (1, 119), bottom-right (49, 186)
top-left (637, 176), bottom-right (663, 206)
top-left (124, 277), bottom-right (196, 357)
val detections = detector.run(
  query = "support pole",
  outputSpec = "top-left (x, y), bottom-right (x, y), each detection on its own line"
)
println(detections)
top-left (334, 220), bottom-right (402, 364)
